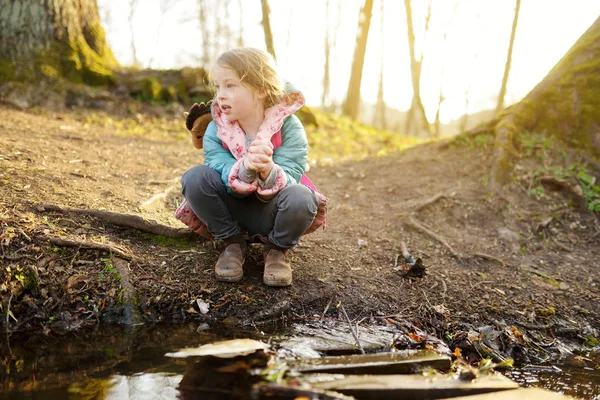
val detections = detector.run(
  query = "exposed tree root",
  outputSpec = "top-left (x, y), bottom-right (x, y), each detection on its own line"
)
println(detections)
top-left (405, 216), bottom-right (461, 258)
top-left (38, 204), bottom-right (196, 239)
top-left (41, 236), bottom-right (134, 260)
top-left (412, 191), bottom-right (448, 212)
top-left (538, 176), bottom-right (586, 205)
top-left (112, 258), bottom-right (141, 325)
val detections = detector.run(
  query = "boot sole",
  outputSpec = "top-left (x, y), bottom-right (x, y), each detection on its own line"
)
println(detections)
top-left (263, 277), bottom-right (292, 287)
top-left (216, 273), bottom-right (243, 283)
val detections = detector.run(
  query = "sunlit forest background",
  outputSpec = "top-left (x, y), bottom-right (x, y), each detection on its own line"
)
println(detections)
top-left (97, 0), bottom-right (600, 136)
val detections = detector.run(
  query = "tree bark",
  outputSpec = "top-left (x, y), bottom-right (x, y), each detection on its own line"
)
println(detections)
top-left (260, 0), bottom-right (276, 61)
top-left (489, 16), bottom-right (600, 189)
top-left (495, 0), bottom-right (521, 114)
top-left (374, 0), bottom-right (386, 130)
top-left (0, 0), bottom-right (117, 85)
top-left (322, 0), bottom-right (331, 109)
top-left (342, 0), bottom-right (374, 120)
top-left (404, 0), bottom-right (432, 137)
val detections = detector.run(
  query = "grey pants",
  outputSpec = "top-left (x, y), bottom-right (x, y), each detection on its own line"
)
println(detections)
top-left (181, 165), bottom-right (318, 248)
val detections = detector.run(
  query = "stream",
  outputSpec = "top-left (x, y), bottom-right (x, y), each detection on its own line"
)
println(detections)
top-left (1, 322), bottom-right (598, 399)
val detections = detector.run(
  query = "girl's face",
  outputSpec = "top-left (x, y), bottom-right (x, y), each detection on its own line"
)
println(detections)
top-left (212, 64), bottom-right (264, 122)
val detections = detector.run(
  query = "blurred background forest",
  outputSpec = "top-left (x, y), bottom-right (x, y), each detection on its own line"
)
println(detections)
top-left (95, 0), bottom-right (600, 136)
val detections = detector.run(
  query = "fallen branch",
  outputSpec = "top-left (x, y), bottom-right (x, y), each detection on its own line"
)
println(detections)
top-left (406, 217), bottom-right (461, 258)
top-left (538, 176), bottom-right (585, 205)
top-left (472, 252), bottom-right (507, 266)
top-left (38, 204), bottom-right (196, 239)
top-left (42, 236), bottom-right (134, 260)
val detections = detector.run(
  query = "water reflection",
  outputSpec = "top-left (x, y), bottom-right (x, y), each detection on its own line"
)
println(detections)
top-left (70, 374), bottom-right (183, 400)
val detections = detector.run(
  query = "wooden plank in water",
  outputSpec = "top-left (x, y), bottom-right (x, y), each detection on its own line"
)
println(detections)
top-left (310, 373), bottom-right (519, 400)
top-left (289, 350), bottom-right (451, 374)
top-left (450, 387), bottom-right (574, 399)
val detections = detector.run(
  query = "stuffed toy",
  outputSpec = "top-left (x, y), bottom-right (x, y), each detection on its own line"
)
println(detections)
top-left (184, 101), bottom-right (213, 149)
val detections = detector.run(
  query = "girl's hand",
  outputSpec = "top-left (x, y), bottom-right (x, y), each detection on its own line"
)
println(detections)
top-left (247, 152), bottom-right (273, 177)
top-left (248, 137), bottom-right (273, 158)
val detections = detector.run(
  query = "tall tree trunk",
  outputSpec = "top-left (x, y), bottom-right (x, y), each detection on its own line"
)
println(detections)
top-left (322, 0), bottom-right (331, 109)
top-left (434, 1), bottom-right (460, 138)
top-left (342, 0), bottom-right (374, 120)
top-left (495, 0), bottom-right (521, 114)
top-left (0, 0), bottom-right (117, 85)
top-left (404, 0), bottom-right (432, 137)
top-left (374, 0), bottom-right (386, 130)
top-left (260, 0), bottom-right (276, 61)
top-left (237, 0), bottom-right (244, 47)
top-left (489, 16), bottom-right (600, 189)
top-left (198, 0), bottom-right (211, 66)
top-left (128, 0), bottom-right (140, 67)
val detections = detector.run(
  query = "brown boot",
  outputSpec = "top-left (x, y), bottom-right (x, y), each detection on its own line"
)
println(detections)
top-left (263, 244), bottom-right (292, 287)
top-left (215, 237), bottom-right (247, 282)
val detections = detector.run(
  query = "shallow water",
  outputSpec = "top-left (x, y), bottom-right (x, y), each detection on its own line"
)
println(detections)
top-left (1, 323), bottom-right (598, 399)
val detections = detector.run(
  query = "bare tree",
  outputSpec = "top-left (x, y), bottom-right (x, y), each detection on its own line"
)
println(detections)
top-left (237, 0), bottom-right (244, 47)
top-left (434, 1), bottom-right (460, 137)
top-left (149, 0), bottom-right (179, 68)
top-left (496, 0), bottom-right (521, 114)
top-left (342, 0), bottom-right (375, 120)
top-left (198, 0), bottom-right (211, 66)
top-left (322, 0), bottom-right (331, 109)
top-left (404, 0), bottom-right (432, 137)
top-left (374, 0), bottom-right (386, 129)
top-left (128, 0), bottom-right (140, 66)
top-left (260, 0), bottom-right (276, 60)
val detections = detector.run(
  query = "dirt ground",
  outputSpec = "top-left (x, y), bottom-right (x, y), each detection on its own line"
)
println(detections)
top-left (0, 104), bottom-right (599, 360)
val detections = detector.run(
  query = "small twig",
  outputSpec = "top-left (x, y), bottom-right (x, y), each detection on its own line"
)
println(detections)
top-left (406, 217), bottom-right (461, 258)
top-left (139, 184), bottom-right (180, 208)
top-left (472, 252), bottom-right (506, 266)
top-left (5, 294), bottom-right (13, 332)
top-left (321, 298), bottom-right (333, 320)
top-left (41, 236), bottom-right (133, 261)
top-left (340, 303), bottom-right (365, 354)
top-left (38, 204), bottom-right (196, 239)
top-left (515, 321), bottom-right (556, 330)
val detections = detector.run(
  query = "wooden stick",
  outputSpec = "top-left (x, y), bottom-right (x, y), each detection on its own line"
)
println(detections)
top-left (38, 204), bottom-right (196, 239)
top-left (42, 236), bottom-right (134, 260)
top-left (406, 216), bottom-right (461, 258)
top-left (340, 303), bottom-right (365, 354)
top-left (472, 252), bottom-right (506, 266)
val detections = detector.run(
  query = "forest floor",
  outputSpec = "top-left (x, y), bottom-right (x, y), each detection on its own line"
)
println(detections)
top-left (1, 104), bottom-right (599, 363)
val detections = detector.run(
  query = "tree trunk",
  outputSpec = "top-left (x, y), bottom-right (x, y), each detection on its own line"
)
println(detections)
top-left (495, 0), bottom-right (521, 114)
top-left (342, 0), bottom-right (374, 120)
top-left (0, 0), bottom-right (117, 85)
top-left (260, 0), bottom-right (276, 61)
top-left (489, 16), bottom-right (600, 189)
top-left (374, 0), bottom-right (386, 130)
top-left (322, 0), bottom-right (331, 109)
top-left (403, 0), bottom-right (432, 137)
top-left (198, 0), bottom-right (211, 66)
top-left (128, 0), bottom-right (140, 67)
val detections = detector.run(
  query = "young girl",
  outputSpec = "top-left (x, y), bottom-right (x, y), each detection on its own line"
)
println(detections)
top-left (178, 48), bottom-right (327, 287)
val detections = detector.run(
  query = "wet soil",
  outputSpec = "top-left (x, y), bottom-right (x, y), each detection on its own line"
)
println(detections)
top-left (0, 105), bottom-right (599, 361)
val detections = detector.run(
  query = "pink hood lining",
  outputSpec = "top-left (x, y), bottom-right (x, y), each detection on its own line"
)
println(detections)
top-left (211, 91), bottom-right (305, 161)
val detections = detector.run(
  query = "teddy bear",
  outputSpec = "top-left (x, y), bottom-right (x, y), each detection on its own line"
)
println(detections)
top-left (184, 101), bottom-right (213, 149)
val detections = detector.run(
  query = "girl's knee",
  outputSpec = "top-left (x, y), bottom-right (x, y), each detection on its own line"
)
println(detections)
top-left (279, 185), bottom-right (318, 215)
top-left (181, 165), bottom-right (222, 197)
top-left (182, 165), bottom-right (218, 187)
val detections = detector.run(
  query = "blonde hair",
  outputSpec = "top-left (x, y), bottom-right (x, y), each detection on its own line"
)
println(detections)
top-left (210, 48), bottom-right (286, 108)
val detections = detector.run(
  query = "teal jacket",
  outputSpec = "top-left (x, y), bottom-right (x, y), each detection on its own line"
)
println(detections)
top-left (203, 115), bottom-right (308, 198)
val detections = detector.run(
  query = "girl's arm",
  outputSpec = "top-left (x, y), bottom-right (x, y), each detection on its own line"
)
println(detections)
top-left (203, 122), bottom-right (255, 197)
top-left (257, 115), bottom-right (308, 199)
